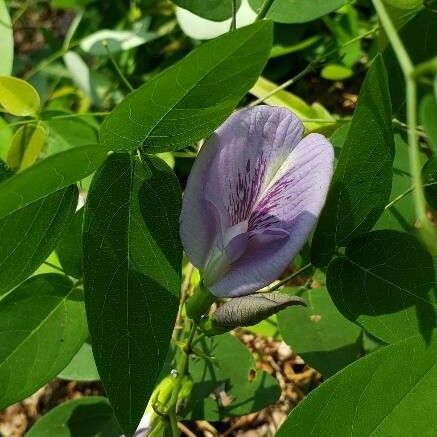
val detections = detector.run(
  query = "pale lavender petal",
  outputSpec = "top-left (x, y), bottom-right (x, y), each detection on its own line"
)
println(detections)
top-left (204, 106), bottom-right (304, 233)
top-left (180, 140), bottom-right (221, 269)
top-left (210, 133), bottom-right (334, 297)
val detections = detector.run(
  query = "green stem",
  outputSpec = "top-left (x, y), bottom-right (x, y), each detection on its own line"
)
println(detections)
top-left (102, 40), bottom-right (134, 92)
top-left (266, 263), bottom-right (312, 293)
top-left (230, 0), bottom-right (237, 31)
top-left (167, 322), bottom-right (197, 437)
top-left (63, 10), bottom-right (83, 50)
top-left (372, 0), bottom-right (436, 248)
top-left (256, 0), bottom-right (276, 20)
top-left (250, 63), bottom-right (315, 106)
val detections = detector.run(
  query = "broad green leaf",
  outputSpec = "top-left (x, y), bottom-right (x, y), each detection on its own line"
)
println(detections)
top-left (423, 155), bottom-right (437, 210)
top-left (0, 1), bottom-right (13, 75)
top-left (7, 124), bottom-right (47, 171)
top-left (83, 153), bottom-right (182, 435)
top-left (311, 55), bottom-right (395, 266)
top-left (26, 396), bottom-right (119, 437)
top-left (0, 274), bottom-right (88, 410)
top-left (80, 19), bottom-right (158, 55)
top-left (172, 0), bottom-right (242, 21)
top-left (0, 144), bottom-right (107, 220)
top-left (276, 334), bottom-right (437, 437)
top-left (250, 76), bottom-right (336, 135)
top-left (384, 8), bottom-right (437, 118)
top-left (278, 288), bottom-right (362, 377)
top-left (56, 208), bottom-right (83, 278)
top-left (182, 333), bottom-right (280, 420)
top-left (420, 94), bottom-right (437, 152)
top-left (326, 230), bottom-right (437, 343)
top-left (100, 21), bottom-right (273, 153)
top-left (0, 185), bottom-right (77, 295)
top-left (58, 340), bottom-right (100, 381)
top-left (0, 76), bottom-right (40, 116)
top-left (249, 0), bottom-right (347, 23)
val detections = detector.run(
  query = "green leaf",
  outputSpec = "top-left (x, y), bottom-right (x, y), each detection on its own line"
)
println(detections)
top-left (83, 153), bottom-right (182, 435)
top-left (7, 124), bottom-right (47, 171)
top-left (311, 55), bottom-right (395, 266)
top-left (423, 155), bottom-right (437, 210)
top-left (326, 230), bottom-right (437, 343)
top-left (0, 274), bottom-right (88, 410)
top-left (172, 0), bottom-right (242, 21)
top-left (384, 8), bottom-right (437, 118)
top-left (56, 208), bottom-right (83, 278)
top-left (58, 340), bottom-right (100, 381)
top-left (248, 0), bottom-right (347, 23)
top-left (420, 94), bottom-right (437, 152)
top-left (26, 396), bottom-right (119, 437)
top-left (0, 144), bottom-right (107, 220)
top-left (0, 76), bottom-right (40, 116)
top-left (0, 185), bottom-right (77, 295)
top-left (276, 334), bottom-right (437, 437)
top-left (278, 288), bottom-right (362, 377)
top-left (100, 21), bottom-right (273, 153)
top-left (321, 64), bottom-right (353, 81)
top-left (0, 1), bottom-right (13, 75)
top-left (182, 333), bottom-right (280, 420)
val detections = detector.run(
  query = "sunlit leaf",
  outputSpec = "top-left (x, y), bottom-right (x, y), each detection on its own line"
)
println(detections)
top-left (276, 334), bottom-right (437, 437)
top-left (7, 124), bottom-right (47, 171)
top-left (100, 21), bottom-right (273, 153)
top-left (0, 274), bottom-right (88, 409)
top-left (0, 76), bottom-right (40, 116)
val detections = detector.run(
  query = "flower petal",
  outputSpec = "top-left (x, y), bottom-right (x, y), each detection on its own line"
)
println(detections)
top-left (210, 133), bottom-right (334, 297)
top-left (204, 105), bottom-right (304, 231)
top-left (180, 139), bottom-right (221, 269)
top-left (181, 105), bottom-right (303, 271)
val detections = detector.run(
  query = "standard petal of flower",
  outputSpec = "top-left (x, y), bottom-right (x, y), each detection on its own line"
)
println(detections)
top-left (204, 106), bottom-right (304, 231)
top-left (210, 133), bottom-right (334, 297)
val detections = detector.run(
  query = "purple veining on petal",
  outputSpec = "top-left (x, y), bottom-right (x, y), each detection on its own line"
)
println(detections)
top-left (227, 153), bottom-right (267, 226)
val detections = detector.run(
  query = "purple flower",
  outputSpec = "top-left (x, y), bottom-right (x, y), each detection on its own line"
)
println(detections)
top-left (180, 106), bottom-right (334, 298)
